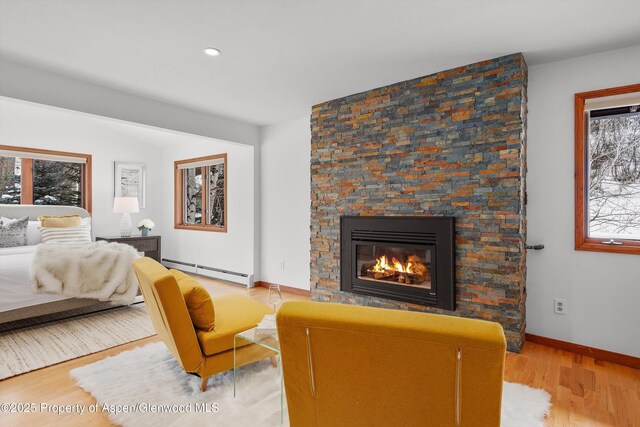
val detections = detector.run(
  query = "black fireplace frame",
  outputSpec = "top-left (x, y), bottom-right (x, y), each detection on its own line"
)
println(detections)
top-left (340, 216), bottom-right (455, 310)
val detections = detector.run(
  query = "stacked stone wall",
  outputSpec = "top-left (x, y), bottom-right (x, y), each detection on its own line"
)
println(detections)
top-left (310, 54), bottom-right (528, 351)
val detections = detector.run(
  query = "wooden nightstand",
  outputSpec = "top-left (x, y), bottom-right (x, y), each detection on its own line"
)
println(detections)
top-left (95, 235), bottom-right (161, 263)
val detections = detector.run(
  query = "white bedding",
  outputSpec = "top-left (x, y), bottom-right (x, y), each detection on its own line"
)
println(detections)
top-left (0, 245), bottom-right (71, 312)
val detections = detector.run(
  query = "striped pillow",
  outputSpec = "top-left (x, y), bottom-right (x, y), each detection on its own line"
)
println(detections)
top-left (39, 225), bottom-right (92, 244)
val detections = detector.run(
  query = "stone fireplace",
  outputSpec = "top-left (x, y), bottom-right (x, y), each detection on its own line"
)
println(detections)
top-left (310, 53), bottom-right (528, 351)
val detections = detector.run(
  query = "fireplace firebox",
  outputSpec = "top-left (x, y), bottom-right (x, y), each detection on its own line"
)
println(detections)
top-left (341, 216), bottom-right (455, 310)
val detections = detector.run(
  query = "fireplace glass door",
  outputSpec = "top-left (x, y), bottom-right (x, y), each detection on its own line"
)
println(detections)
top-left (355, 242), bottom-right (434, 289)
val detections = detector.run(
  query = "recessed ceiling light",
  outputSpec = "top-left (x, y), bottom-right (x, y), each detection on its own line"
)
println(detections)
top-left (203, 47), bottom-right (221, 57)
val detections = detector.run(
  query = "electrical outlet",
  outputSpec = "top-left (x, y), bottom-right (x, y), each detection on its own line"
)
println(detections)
top-left (554, 298), bottom-right (567, 315)
top-left (280, 260), bottom-right (285, 271)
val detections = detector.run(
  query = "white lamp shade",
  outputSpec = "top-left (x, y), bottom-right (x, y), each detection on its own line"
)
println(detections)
top-left (113, 197), bottom-right (140, 213)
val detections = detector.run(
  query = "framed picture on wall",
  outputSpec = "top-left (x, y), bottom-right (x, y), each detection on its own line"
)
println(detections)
top-left (114, 161), bottom-right (146, 208)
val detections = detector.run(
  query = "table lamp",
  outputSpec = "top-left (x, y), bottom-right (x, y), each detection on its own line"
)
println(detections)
top-left (113, 197), bottom-right (139, 237)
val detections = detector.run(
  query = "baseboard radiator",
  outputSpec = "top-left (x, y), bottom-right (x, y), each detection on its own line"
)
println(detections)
top-left (161, 258), bottom-right (254, 288)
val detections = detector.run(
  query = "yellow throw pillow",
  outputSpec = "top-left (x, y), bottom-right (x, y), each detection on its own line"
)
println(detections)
top-left (39, 214), bottom-right (81, 228)
top-left (170, 269), bottom-right (215, 332)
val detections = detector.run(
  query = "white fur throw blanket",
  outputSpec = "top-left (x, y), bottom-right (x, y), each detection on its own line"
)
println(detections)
top-left (31, 241), bottom-right (140, 305)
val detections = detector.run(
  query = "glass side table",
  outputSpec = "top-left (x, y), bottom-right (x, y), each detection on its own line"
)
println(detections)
top-left (234, 327), bottom-right (283, 424)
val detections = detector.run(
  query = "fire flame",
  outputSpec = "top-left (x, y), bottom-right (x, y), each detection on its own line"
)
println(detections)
top-left (372, 255), bottom-right (389, 272)
top-left (372, 255), bottom-right (414, 273)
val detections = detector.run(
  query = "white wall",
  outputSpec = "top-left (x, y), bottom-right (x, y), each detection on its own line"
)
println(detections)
top-left (526, 44), bottom-right (640, 357)
top-left (0, 98), bottom-right (163, 237)
top-left (259, 117), bottom-right (311, 290)
top-left (162, 139), bottom-right (255, 279)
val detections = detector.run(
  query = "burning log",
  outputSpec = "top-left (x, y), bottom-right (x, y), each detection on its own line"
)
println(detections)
top-left (373, 271), bottom-right (392, 280)
top-left (396, 271), bottom-right (422, 284)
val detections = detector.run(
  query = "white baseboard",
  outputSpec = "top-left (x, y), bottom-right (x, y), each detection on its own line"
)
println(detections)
top-left (195, 267), bottom-right (254, 287)
top-left (161, 259), bottom-right (197, 274)
top-left (161, 259), bottom-right (253, 287)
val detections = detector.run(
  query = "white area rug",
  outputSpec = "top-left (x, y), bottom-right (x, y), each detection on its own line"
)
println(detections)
top-left (0, 304), bottom-right (155, 380)
top-left (71, 342), bottom-right (551, 427)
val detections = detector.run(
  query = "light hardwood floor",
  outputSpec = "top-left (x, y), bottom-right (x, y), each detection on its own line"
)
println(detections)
top-left (1, 276), bottom-right (638, 426)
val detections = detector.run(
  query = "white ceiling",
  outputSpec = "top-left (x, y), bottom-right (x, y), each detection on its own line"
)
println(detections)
top-left (1, 0), bottom-right (639, 126)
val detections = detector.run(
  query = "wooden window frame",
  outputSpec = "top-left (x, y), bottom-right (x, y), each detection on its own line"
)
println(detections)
top-left (174, 153), bottom-right (227, 233)
top-left (0, 144), bottom-right (92, 213)
top-left (575, 83), bottom-right (640, 255)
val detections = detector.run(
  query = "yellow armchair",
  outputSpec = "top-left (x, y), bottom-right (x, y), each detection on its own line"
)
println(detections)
top-left (276, 301), bottom-right (506, 427)
top-left (132, 257), bottom-right (273, 391)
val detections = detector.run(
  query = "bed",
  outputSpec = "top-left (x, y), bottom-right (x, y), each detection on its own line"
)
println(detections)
top-left (0, 205), bottom-right (139, 329)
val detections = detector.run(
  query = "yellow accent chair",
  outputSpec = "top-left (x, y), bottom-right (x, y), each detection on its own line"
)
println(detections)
top-left (276, 301), bottom-right (506, 427)
top-left (132, 257), bottom-right (273, 391)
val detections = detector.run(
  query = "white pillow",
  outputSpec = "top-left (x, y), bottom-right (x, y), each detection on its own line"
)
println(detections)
top-left (3, 217), bottom-right (42, 245)
top-left (39, 225), bottom-right (92, 244)
top-left (27, 221), bottom-right (43, 245)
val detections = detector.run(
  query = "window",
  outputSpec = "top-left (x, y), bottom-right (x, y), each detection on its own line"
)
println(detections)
top-left (575, 84), bottom-right (640, 255)
top-left (0, 145), bottom-right (92, 212)
top-left (174, 154), bottom-right (226, 232)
